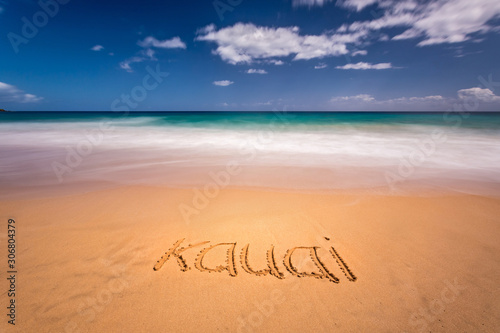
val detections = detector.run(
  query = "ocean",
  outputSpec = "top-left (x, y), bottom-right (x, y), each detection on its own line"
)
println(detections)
top-left (1, 112), bottom-right (500, 197)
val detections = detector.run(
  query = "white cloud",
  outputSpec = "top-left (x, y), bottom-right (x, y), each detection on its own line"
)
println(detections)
top-left (352, 50), bottom-right (367, 56)
top-left (335, 62), bottom-right (393, 70)
top-left (246, 69), bottom-right (268, 74)
top-left (196, 23), bottom-right (365, 64)
top-left (213, 80), bottom-right (234, 86)
top-left (396, 0), bottom-right (500, 46)
top-left (292, 0), bottom-right (379, 9)
top-left (330, 88), bottom-right (500, 110)
top-left (91, 45), bottom-right (104, 51)
top-left (337, 0), bottom-right (378, 11)
top-left (409, 95), bottom-right (444, 101)
top-left (120, 36), bottom-right (186, 72)
top-left (292, 0), bottom-right (334, 7)
top-left (268, 59), bottom-right (285, 65)
top-left (331, 94), bottom-right (375, 102)
top-left (255, 101), bottom-right (273, 106)
top-left (138, 36), bottom-right (187, 49)
top-left (314, 63), bottom-right (328, 69)
top-left (338, 0), bottom-right (500, 47)
top-left (0, 82), bottom-right (43, 103)
top-left (389, 95), bottom-right (445, 103)
top-left (119, 49), bottom-right (156, 72)
top-left (119, 57), bottom-right (145, 72)
top-left (329, 93), bottom-right (450, 110)
top-left (457, 87), bottom-right (500, 102)
top-left (331, 94), bottom-right (446, 103)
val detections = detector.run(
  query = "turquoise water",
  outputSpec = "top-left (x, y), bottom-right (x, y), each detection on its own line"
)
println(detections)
top-left (1, 112), bottom-right (500, 195)
top-left (2, 112), bottom-right (500, 130)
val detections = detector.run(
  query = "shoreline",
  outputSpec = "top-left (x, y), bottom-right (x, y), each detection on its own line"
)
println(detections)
top-left (3, 167), bottom-right (500, 201)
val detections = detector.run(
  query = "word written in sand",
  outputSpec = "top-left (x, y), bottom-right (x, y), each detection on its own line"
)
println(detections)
top-left (153, 239), bottom-right (357, 283)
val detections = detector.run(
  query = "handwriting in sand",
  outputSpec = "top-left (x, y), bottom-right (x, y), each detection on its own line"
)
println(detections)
top-left (153, 238), bottom-right (357, 283)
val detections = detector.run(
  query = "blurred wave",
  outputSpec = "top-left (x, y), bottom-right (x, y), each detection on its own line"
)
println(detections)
top-left (1, 112), bottom-right (500, 196)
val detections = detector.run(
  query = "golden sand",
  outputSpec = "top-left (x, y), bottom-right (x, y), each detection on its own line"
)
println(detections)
top-left (0, 185), bottom-right (499, 332)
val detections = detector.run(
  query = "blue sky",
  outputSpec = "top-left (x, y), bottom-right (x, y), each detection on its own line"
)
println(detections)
top-left (1, 0), bottom-right (500, 111)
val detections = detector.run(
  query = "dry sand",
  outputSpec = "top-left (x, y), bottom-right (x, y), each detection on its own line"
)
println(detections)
top-left (1, 185), bottom-right (499, 332)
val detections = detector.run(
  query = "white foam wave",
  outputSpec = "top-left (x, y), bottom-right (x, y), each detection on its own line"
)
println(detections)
top-left (1, 120), bottom-right (500, 194)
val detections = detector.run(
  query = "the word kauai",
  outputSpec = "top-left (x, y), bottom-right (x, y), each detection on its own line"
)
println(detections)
top-left (153, 238), bottom-right (357, 283)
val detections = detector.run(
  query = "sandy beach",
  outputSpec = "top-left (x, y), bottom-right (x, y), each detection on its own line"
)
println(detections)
top-left (1, 111), bottom-right (500, 332)
top-left (1, 184), bottom-right (499, 332)
top-left (2, 0), bottom-right (500, 330)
